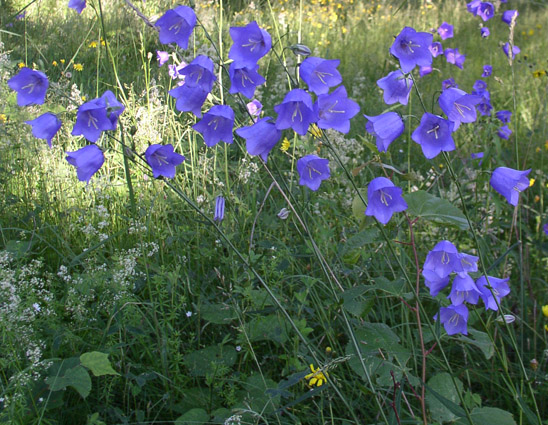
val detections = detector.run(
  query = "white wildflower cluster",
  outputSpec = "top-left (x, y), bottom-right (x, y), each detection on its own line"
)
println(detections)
top-left (238, 157), bottom-right (260, 184)
top-left (351, 74), bottom-right (368, 98)
top-left (323, 129), bottom-right (364, 166)
top-left (224, 414), bottom-right (242, 425)
top-left (67, 83), bottom-right (83, 112)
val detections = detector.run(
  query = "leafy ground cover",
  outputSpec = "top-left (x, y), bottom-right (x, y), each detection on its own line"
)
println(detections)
top-left (1, 0), bottom-right (548, 424)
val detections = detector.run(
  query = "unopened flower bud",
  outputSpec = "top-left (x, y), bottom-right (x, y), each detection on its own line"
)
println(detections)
top-left (277, 207), bottom-right (290, 220)
top-left (289, 44), bottom-right (311, 57)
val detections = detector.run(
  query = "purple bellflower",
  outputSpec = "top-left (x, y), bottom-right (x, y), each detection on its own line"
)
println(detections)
top-left (101, 90), bottom-right (125, 128)
top-left (482, 65), bottom-right (492, 77)
top-left (467, 0), bottom-right (481, 15)
top-left (296, 155), bottom-right (330, 191)
top-left (236, 117), bottom-right (281, 162)
top-left (377, 70), bottom-right (413, 105)
top-left (423, 269), bottom-right (451, 297)
top-left (229, 62), bottom-right (265, 99)
top-left (481, 27), bottom-right (490, 38)
top-left (169, 85), bottom-right (209, 117)
top-left (454, 253), bottom-right (479, 274)
top-left (72, 98), bottom-right (113, 142)
top-left (490, 166), bottom-right (531, 206)
top-left (390, 27), bottom-right (433, 73)
top-left (444, 48), bottom-right (466, 69)
top-left (476, 94), bottom-right (493, 116)
top-left (429, 42), bottom-right (444, 57)
top-left (502, 10), bottom-right (519, 25)
top-left (68, 0), bottom-right (86, 13)
top-left (155, 6), bottom-right (197, 50)
top-left (157, 51), bottom-right (169, 67)
top-left (8, 67), bottom-right (49, 106)
top-left (495, 110), bottom-right (512, 123)
top-left (473, 80), bottom-right (488, 94)
top-left (364, 112), bottom-right (405, 152)
top-left (214, 196), bottom-right (225, 221)
top-left (411, 113), bottom-right (455, 159)
top-left (423, 240), bottom-right (459, 279)
top-left (438, 87), bottom-right (481, 130)
top-left (437, 304), bottom-right (469, 335)
top-left (65, 144), bottom-right (104, 183)
top-left (437, 22), bottom-right (454, 40)
top-left (442, 78), bottom-right (458, 90)
top-left (497, 125), bottom-right (512, 140)
top-left (229, 21), bottom-right (272, 67)
top-left (192, 105), bottom-right (235, 147)
top-left (145, 144), bottom-right (185, 179)
top-left (476, 276), bottom-right (511, 311)
top-left (25, 112), bottom-right (62, 148)
top-left (419, 65), bottom-right (433, 77)
top-left (543, 223), bottom-right (548, 235)
top-left (477, 2), bottom-right (495, 21)
top-left (274, 89), bottom-right (317, 135)
top-left (179, 55), bottom-right (216, 93)
top-left (299, 56), bottom-right (342, 95)
top-left (502, 43), bottom-right (520, 59)
top-left (470, 152), bottom-right (484, 163)
top-left (246, 99), bottom-right (262, 119)
top-left (448, 273), bottom-right (482, 306)
top-left (365, 177), bottom-right (408, 224)
top-left (168, 62), bottom-right (186, 80)
top-left (316, 86), bottom-right (360, 133)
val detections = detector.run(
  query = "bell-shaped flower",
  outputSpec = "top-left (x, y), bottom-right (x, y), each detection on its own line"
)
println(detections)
top-left (229, 63), bottom-right (265, 99)
top-left (274, 89), bottom-right (317, 135)
top-left (214, 196), bottom-right (225, 222)
top-left (68, 0), bottom-right (86, 14)
top-left (453, 253), bottom-right (479, 274)
top-left (476, 276), bottom-right (511, 311)
top-left (246, 99), bottom-right (262, 119)
top-left (169, 85), bottom-right (209, 117)
top-left (157, 51), bottom-right (169, 67)
top-left (192, 105), bottom-right (235, 147)
top-left (145, 143), bottom-right (185, 179)
top-left (495, 110), bottom-right (512, 123)
top-left (423, 269), bottom-right (451, 297)
top-left (376, 70), bottom-right (413, 105)
top-left (411, 113), bottom-right (455, 159)
top-left (472, 79), bottom-right (488, 95)
top-left (365, 177), bottom-right (408, 224)
top-left (429, 42), bottom-right (444, 57)
top-left (444, 48), bottom-right (466, 69)
top-left (502, 43), bottom-right (520, 59)
top-left (179, 55), bottom-right (216, 93)
top-left (476, 94), bottom-right (492, 116)
top-left (423, 240), bottom-right (459, 279)
top-left (229, 21), bottom-right (271, 67)
top-left (502, 10), bottom-right (519, 25)
top-left (442, 78), bottom-right (458, 90)
top-left (168, 62), bottom-right (186, 80)
top-left (299, 57), bottom-right (342, 95)
top-left (364, 112), bottom-right (404, 152)
top-left (389, 27), bottom-right (433, 73)
top-left (467, 0), bottom-right (481, 15)
top-left (72, 98), bottom-right (113, 142)
top-left (448, 273), bottom-right (482, 306)
top-left (482, 65), bottom-right (492, 77)
top-left (296, 155), bottom-right (330, 191)
top-left (436, 304), bottom-right (469, 335)
top-left (101, 90), bottom-right (125, 128)
top-left (489, 166), bottom-right (531, 206)
top-left (497, 125), bottom-right (512, 140)
top-left (25, 112), bottom-right (62, 147)
top-left (316, 86), bottom-right (360, 133)
top-left (419, 65), bottom-right (432, 77)
top-left (155, 6), bottom-right (197, 49)
top-left (437, 22), bottom-right (454, 40)
top-left (480, 27), bottom-right (490, 38)
top-left (477, 2), bottom-right (494, 21)
top-left (236, 117), bottom-right (281, 162)
top-left (8, 67), bottom-right (49, 106)
top-left (65, 144), bottom-right (104, 183)
top-left (438, 87), bottom-right (482, 130)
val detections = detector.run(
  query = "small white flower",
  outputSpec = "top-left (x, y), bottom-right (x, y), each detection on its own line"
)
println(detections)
top-left (32, 303), bottom-right (41, 312)
top-left (235, 345), bottom-right (241, 352)
top-left (186, 311), bottom-right (193, 317)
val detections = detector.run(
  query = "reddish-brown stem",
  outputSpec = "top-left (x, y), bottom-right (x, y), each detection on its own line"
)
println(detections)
top-left (390, 371), bottom-right (403, 425)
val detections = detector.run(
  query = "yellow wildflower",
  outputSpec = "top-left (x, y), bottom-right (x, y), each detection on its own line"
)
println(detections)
top-left (81, 95), bottom-right (87, 102)
top-left (305, 364), bottom-right (328, 387)
top-left (100, 37), bottom-right (106, 46)
top-left (529, 178), bottom-right (535, 187)
top-left (341, 26), bottom-right (347, 34)
top-left (528, 29), bottom-right (534, 36)
top-left (18, 62), bottom-right (25, 68)
top-left (310, 123), bottom-right (322, 139)
top-left (88, 41), bottom-right (98, 48)
top-left (52, 60), bottom-right (58, 67)
top-left (0, 114), bottom-right (7, 124)
top-left (60, 59), bottom-right (66, 64)
top-left (533, 70), bottom-right (546, 78)
top-left (545, 324), bottom-right (548, 332)
top-left (73, 63), bottom-right (84, 72)
top-left (542, 305), bottom-right (548, 317)
top-left (536, 147), bottom-right (541, 153)
top-left (280, 138), bottom-right (290, 152)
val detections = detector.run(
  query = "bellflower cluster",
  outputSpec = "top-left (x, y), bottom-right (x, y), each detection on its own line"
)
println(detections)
top-left (145, 144), bottom-right (185, 179)
top-left (489, 167), bottom-right (531, 206)
top-left (365, 177), bottom-right (408, 224)
top-left (8, 67), bottom-right (49, 106)
top-left (72, 90), bottom-right (125, 142)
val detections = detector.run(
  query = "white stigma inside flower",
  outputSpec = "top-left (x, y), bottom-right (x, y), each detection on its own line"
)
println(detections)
top-left (441, 251), bottom-right (450, 264)
top-left (326, 100), bottom-right (345, 114)
top-left (379, 189), bottom-right (392, 206)
top-left (292, 103), bottom-right (303, 122)
top-left (454, 102), bottom-right (472, 117)
top-left (307, 164), bottom-right (322, 178)
top-left (87, 112), bottom-right (99, 129)
top-left (239, 71), bottom-right (254, 87)
top-left (427, 124), bottom-right (440, 139)
top-left (314, 70), bottom-right (333, 85)
top-left (208, 118), bottom-right (220, 130)
top-left (243, 37), bottom-right (262, 52)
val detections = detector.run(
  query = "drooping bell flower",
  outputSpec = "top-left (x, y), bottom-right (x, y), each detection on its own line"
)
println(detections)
top-left (444, 48), bottom-right (466, 69)
top-left (501, 10), bottom-right (519, 25)
top-left (423, 240), bottom-right (459, 278)
top-left (364, 112), bottom-right (405, 152)
top-left (68, 0), bottom-right (86, 14)
top-left (467, 0), bottom-right (481, 15)
top-left (438, 87), bottom-right (481, 130)
top-left (101, 90), bottom-right (125, 128)
top-left (429, 42), bottom-right (444, 57)
top-left (169, 85), bottom-right (209, 117)
top-left (246, 99), bottom-right (262, 119)
top-left (376, 70), bottom-right (413, 105)
top-left (437, 22), bottom-right (454, 40)
top-left (145, 143), bottom-right (185, 179)
top-left (192, 105), bottom-right (235, 147)
top-left (179, 55), bottom-right (216, 93)
top-left (411, 113), bottom-right (455, 159)
top-left (228, 62), bottom-right (265, 99)
top-left (476, 276), bottom-right (511, 311)
top-left (214, 196), bottom-right (225, 222)
top-left (315, 86), bottom-right (360, 133)
top-left (7, 67), bottom-right (49, 106)
top-left (229, 21), bottom-right (272, 67)
top-left (436, 304), bottom-right (469, 335)
top-left (497, 125), bottom-right (512, 140)
top-left (502, 43), bottom-right (520, 59)
top-left (472, 80), bottom-right (488, 95)
top-left (480, 27), bottom-right (490, 38)
top-left (155, 6), bottom-right (197, 49)
top-left (296, 155), bottom-right (330, 191)
top-left (482, 65), bottom-right (492, 77)
top-left (419, 65), bottom-right (433, 77)
top-left (274, 89), bottom-right (317, 135)
top-left (365, 177), bottom-right (408, 224)
top-left (423, 269), bottom-right (451, 297)
top-left (299, 56), bottom-right (342, 95)
top-left (25, 112), bottom-right (62, 147)
top-left (65, 144), bottom-right (104, 183)
top-left (236, 117), bottom-right (281, 162)
top-left (72, 98), bottom-right (113, 142)
top-left (495, 110), bottom-right (512, 123)
top-left (454, 253), bottom-right (479, 274)
top-left (442, 78), bottom-right (458, 90)
top-left (489, 166), bottom-right (531, 206)
top-left (157, 51), bottom-right (169, 67)
top-left (390, 26), bottom-right (433, 73)
top-left (477, 2), bottom-right (494, 21)
top-left (447, 273), bottom-right (482, 306)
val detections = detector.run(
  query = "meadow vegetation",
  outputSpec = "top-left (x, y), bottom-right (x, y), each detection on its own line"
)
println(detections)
top-left (1, 0), bottom-right (548, 424)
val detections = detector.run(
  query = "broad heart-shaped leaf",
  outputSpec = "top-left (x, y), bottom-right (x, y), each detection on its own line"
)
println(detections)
top-left (80, 351), bottom-right (119, 376)
top-left (183, 345), bottom-right (237, 377)
top-left (456, 407), bottom-right (517, 425)
top-left (458, 329), bottom-right (494, 360)
top-left (404, 190), bottom-right (469, 230)
top-left (426, 372), bottom-right (464, 423)
top-left (45, 365), bottom-right (92, 399)
top-left (175, 408), bottom-right (209, 425)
